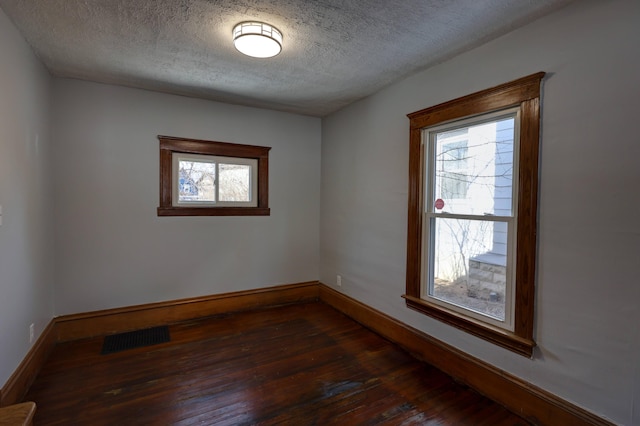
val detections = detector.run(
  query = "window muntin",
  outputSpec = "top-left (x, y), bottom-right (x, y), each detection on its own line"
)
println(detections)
top-left (174, 153), bottom-right (257, 207)
top-left (423, 109), bottom-right (519, 330)
top-left (158, 136), bottom-right (270, 216)
top-left (404, 72), bottom-right (544, 357)
top-left (439, 140), bottom-right (469, 200)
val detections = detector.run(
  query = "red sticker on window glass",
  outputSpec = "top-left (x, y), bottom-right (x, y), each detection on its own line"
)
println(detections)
top-left (434, 198), bottom-right (445, 209)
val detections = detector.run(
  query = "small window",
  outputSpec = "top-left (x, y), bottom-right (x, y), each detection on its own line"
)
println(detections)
top-left (404, 73), bottom-right (545, 357)
top-left (158, 136), bottom-right (270, 216)
top-left (175, 153), bottom-right (257, 207)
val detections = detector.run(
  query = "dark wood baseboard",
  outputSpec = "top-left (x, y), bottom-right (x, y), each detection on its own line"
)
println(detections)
top-left (55, 281), bottom-right (320, 342)
top-left (1, 281), bottom-right (319, 406)
top-left (1, 281), bottom-right (613, 425)
top-left (0, 322), bottom-right (56, 407)
top-left (318, 283), bottom-right (612, 426)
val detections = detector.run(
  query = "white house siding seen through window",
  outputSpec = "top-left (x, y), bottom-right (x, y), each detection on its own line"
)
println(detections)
top-left (424, 110), bottom-right (518, 329)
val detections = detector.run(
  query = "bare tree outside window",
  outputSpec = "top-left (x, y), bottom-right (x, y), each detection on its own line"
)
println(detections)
top-left (219, 164), bottom-right (251, 202)
top-left (428, 116), bottom-right (515, 321)
top-left (179, 160), bottom-right (216, 202)
top-left (178, 161), bottom-right (252, 204)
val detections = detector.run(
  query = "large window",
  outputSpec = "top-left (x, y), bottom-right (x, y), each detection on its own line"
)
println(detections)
top-left (158, 136), bottom-right (271, 216)
top-left (404, 73), bottom-right (544, 357)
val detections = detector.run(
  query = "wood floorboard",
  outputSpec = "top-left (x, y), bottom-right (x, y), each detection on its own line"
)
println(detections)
top-left (24, 302), bottom-right (529, 425)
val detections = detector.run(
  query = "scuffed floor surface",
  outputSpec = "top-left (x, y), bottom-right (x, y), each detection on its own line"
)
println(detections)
top-left (25, 302), bottom-right (529, 425)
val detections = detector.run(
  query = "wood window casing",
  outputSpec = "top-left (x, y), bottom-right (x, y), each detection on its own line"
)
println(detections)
top-left (157, 136), bottom-right (271, 216)
top-left (404, 73), bottom-right (545, 357)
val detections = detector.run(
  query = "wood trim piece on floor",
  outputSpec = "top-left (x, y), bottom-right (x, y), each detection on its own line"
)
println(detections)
top-left (318, 283), bottom-right (613, 426)
top-left (0, 401), bottom-right (36, 425)
top-left (0, 321), bottom-right (56, 407)
top-left (55, 281), bottom-right (320, 342)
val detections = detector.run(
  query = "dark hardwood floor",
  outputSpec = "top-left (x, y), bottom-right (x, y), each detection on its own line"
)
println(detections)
top-left (25, 302), bottom-right (529, 425)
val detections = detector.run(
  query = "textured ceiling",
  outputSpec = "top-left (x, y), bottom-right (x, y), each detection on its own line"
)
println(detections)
top-left (0, 0), bottom-right (573, 116)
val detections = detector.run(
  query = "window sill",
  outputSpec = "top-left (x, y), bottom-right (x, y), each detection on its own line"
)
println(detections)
top-left (403, 294), bottom-right (535, 357)
top-left (157, 207), bottom-right (270, 216)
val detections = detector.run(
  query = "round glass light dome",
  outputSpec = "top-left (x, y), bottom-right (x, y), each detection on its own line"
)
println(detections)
top-left (233, 22), bottom-right (283, 58)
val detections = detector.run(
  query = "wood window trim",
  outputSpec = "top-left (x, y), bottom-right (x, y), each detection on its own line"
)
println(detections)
top-left (157, 135), bottom-right (271, 216)
top-left (404, 72), bottom-right (545, 357)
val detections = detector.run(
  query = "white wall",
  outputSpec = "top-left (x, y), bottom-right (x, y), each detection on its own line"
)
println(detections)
top-left (0, 9), bottom-right (54, 386)
top-left (52, 79), bottom-right (321, 315)
top-left (320, 0), bottom-right (640, 424)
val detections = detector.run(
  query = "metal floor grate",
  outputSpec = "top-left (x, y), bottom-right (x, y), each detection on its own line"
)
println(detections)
top-left (101, 326), bottom-right (170, 355)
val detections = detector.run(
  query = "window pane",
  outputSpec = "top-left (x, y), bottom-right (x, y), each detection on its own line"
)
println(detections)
top-left (219, 164), bottom-right (251, 202)
top-left (178, 160), bottom-right (216, 203)
top-left (433, 117), bottom-right (515, 216)
top-left (429, 217), bottom-right (508, 321)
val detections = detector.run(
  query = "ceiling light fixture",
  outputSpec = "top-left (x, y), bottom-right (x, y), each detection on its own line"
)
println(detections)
top-left (233, 22), bottom-right (283, 59)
